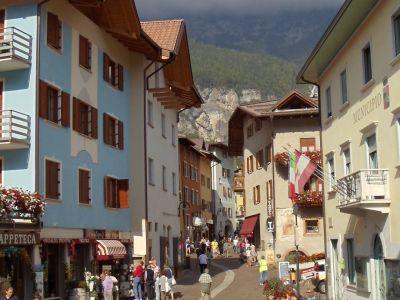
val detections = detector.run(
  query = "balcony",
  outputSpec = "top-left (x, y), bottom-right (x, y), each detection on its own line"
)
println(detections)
top-left (336, 169), bottom-right (390, 214)
top-left (236, 205), bottom-right (245, 217)
top-left (296, 191), bottom-right (323, 207)
top-left (0, 27), bottom-right (32, 72)
top-left (0, 110), bottom-right (31, 150)
top-left (234, 177), bottom-right (244, 191)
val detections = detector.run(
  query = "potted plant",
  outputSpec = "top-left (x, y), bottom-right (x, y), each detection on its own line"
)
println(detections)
top-left (263, 278), bottom-right (298, 299)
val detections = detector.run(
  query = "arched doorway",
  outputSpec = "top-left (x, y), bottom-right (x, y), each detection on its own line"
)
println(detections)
top-left (224, 220), bottom-right (233, 237)
top-left (373, 234), bottom-right (385, 300)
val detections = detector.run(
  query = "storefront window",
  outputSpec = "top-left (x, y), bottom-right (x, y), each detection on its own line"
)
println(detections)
top-left (386, 260), bottom-right (400, 299)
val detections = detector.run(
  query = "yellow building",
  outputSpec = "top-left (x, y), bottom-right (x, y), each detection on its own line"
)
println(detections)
top-left (234, 168), bottom-right (246, 229)
top-left (298, 0), bottom-right (400, 299)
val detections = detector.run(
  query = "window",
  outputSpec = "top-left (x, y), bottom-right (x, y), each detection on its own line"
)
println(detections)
top-left (183, 162), bottom-right (189, 178)
top-left (394, 12), bottom-right (400, 56)
top-left (103, 113), bottom-right (123, 149)
top-left (228, 208), bottom-right (232, 218)
top-left (362, 43), bottom-right (372, 84)
top-left (266, 144), bottom-right (272, 164)
top-left (73, 97), bottom-right (98, 139)
top-left (228, 188), bottom-right (232, 198)
top-left (103, 53), bottom-right (124, 90)
top-left (300, 138), bottom-right (316, 152)
top-left (304, 176), bottom-right (321, 193)
top-left (155, 222), bottom-right (158, 232)
top-left (346, 239), bottom-right (356, 284)
top-left (147, 101), bottom-right (153, 126)
top-left (255, 119), bottom-right (262, 131)
top-left (171, 124), bottom-right (176, 146)
top-left (79, 35), bottom-right (91, 70)
top-left (79, 169), bottom-right (91, 204)
top-left (172, 172), bottom-right (177, 195)
top-left (47, 12), bottom-right (62, 50)
top-left (226, 169), bottom-right (231, 178)
top-left (161, 113), bottom-right (166, 138)
top-left (201, 174), bottom-right (205, 186)
top-left (39, 81), bottom-right (70, 127)
top-left (104, 177), bottom-right (129, 208)
top-left (305, 219), bottom-right (319, 234)
top-left (192, 189), bottom-right (196, 204)
top-left (191, 165), bottom-right (196, 180)
top-left (184, 187), bottom-right (189, 203)
top-left (148, 222), bottom-right (152, 232)
top-left (367, 133), bottom-right (378, 169)
top-left (223, 186), bottom-right (227, 197)
top-left (327, 156), bottom-right (335, 191)
top-left (45, 159), bottom-right (61, 200)
top-left (0, 159), bottom-right (3, 186)
top-left (148, 158), bottom-right (154, 185)
top-left (222, 168), bottom-right (227, 178)
top-left (253, 185), bottom-right (260, 204)
top-left (326, 86), bottom-right (332, 118)
top-left (256, 149), bottom-right (264, 168)
top-left (247, 124), bottom-right (254, 138)
top-left (162, 165), bottom-right (167, 191)
top-left (266, 180), bottom-right (273, 200)
top-left (207, 177), bottom-right (211, 189)
top-left (343, 148), bottom-right (351, 176)
top-left (247, 155), bottom-right (254, 173)
top-left (340, 69), bottom-right (348, 104)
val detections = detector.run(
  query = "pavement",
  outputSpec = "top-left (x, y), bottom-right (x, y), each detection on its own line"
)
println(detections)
top-left (173, 253), bottom-right (327, 300)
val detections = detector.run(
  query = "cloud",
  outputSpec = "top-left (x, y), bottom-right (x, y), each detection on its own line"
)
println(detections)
top-left (136, 0), bottom-right (344, 18)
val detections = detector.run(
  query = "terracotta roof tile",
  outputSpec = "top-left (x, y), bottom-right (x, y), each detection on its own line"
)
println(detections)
top-left (141, 20), bottom-right (184, 53)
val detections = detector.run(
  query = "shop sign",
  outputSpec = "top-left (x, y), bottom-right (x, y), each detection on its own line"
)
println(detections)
top-left (267, 198), bottom-right (274, 217)
top-left (353, 92), bottom-right (382, 124)
top-left (41, 238), bottom-right (70, 243)
top-left (105, 230), bottom-right (119, 239)
top-left (84, 229), bottom-right (119, 239)
top-left (0, 231), bottom-right (40, 245)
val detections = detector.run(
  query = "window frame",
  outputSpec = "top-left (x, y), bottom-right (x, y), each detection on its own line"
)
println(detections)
top-left (45, 158), bottom-right (62, 201)
top-left (39, 80), bottom-right (70, 127)
top-left (103, 53), bottom-right (124, 91)
top-left (366, 132), bottom-right (378, 169)
top-left (78, 167), bottom-right (91, 205)
top-left (103, 113), bottom-right (124, 150)
top-left (73, 97), bottom-right (98, 139)
top-left (47, 12), bottom-right (62, 51)
top-left (161, 113), bottom-right (166, 138)
top-left (340, 69), bottom-right (348, 104)
top-left (304, 219), bottom-right (320, 234)
top-left (256, 149), bottom-right (264, 169)
top-left (147, 100), bottom-right (154, 127)
top-left (327, 155), bottom-right (336, 191)
top-left (393, 10), bottom-right (400, 57)
top-left (246, 123), bottom-right (254, 138)
top-left (171, 124), bottom-right (176, 146)
top-left (343, 146), bottom-right (351, 176)
top-left (253, 185), bottom-right (260, 205)
top-left (172, 172), bottom-right (177, 195)
top-left (79, 35), bottom-right (92, 71)
top-left (162, 165), bottom-right (167, 191)
top-left (148, 157), bottom-right (155, 185)
top-left (326, 86), bottom-right (332, 118)
top-left (362, 42), bottom-right (373, 84)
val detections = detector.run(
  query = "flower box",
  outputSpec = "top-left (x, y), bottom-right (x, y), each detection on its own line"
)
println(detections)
top-left (274, 151), bottom-right (321, 168)
top-left (295, 192), bottom-right (322, 207)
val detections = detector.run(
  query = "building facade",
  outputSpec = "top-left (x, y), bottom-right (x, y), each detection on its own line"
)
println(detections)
top-left (234, 168), bottom-right (246, 230)
top-left (209, 143), bottom-right (236, 239)
top-left (298, 0), bottom-right (400, 299)
top-left (229, 91), bottom-right (324, 264)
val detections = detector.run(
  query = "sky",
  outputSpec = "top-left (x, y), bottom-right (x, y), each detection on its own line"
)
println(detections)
top-left (136, 0), bottom-right (344, 18)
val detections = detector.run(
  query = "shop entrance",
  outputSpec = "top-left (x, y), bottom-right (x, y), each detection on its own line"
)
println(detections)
top-left (373, 234), bottom-right (385, 300)
top-left (44, 244), bottom-right (64, 298)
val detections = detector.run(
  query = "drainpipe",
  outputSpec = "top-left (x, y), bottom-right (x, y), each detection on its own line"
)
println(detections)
top-left (143, 53), bottom-right (176, 261)
top-left (301, 76), bottom-right (327, 297)
top-left (270, 116), bottom-right (277, 257)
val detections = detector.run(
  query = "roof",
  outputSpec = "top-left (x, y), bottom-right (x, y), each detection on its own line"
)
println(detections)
top-left (142, 20), bottom-right (203, 109)
top-left (297, 0), bottom-right (379, 84)
top-left (228, 91), bottom-right (319, 156)
top-left (208, 142), bottom-right (229, 150)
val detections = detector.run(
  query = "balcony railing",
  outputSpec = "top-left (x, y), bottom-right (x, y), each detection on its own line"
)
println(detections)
top-left (0, 110), bottom-right (31, 150)
top-left (336, 169), bottom-right (390, 214)
top-left (0, 27), bottom-right (32, 71)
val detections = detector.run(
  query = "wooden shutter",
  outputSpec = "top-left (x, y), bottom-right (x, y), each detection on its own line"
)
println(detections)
top-left (61, 91), bottom-right (70, 127)
top-left (118, 179), bottom-right (129, 208)
top-left (79, 169), bottom-right (89, 204)
top-left (46, 160), bottom-right (58, 199)
top-left (90, 107), bottom-right (98, 139)
top-left (79, 35), bottom-right (86, 67)
top-left (47, 12), bottom-right (59, 49)
top-left (118, 120), bottom-right (124, 149)
top-left (39, 80), bottom-right (48, 119)
top-left (103, 53), bottom-right (110, 81)
top-left (104, 177), bottom-right (110, 207)
top-left (253, 187), bottom-right (256, 204)
top-left (118, 64), bottom-right (124, 91)
top-left (73, 97), bottom-right (81, 132)
top-left (257, 186), bottom-right (260, 203)
top-left (300, 138), bottom-right (316, 152)
top-left (103, 113), bottom-right (110, 144)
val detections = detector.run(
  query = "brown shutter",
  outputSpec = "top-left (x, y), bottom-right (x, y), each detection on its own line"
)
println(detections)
top-left (61, 91), bottom-right (70, 127)
top-left (118, 64), bottom-right (124, 91)
top-left (253, 187), bottom-right (255, 204)
top-left (118, 120), bottom-right (124, 150)
top-left (79, 35), bottom-right (86, 67)
top-left (73, 97), bottom-right (80, 131)
top-left (104, 177), bottom-right (110, 207)
top-left (103, 113), bottom-right (109, 144)
top-left (91, 107), bottom-right (98, 139)
top-left (39, 80), bottom-right (48, 119)
top-left (257, 186), bottom-right (260, 203)
top-left (103, 53), bottom-right (109, 82)
top-left (47, 12), bottom-right (57, 47)
top-left (118, 179), bottom-right (129, 208)
top-left (45, 161), bottom-right (51, 198)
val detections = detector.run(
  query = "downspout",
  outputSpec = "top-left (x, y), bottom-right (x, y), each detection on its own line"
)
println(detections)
top-left (301, 76), bottom-right (328, 297)
top-left (143, 53), bottom-right (177, 260)
top-left (270, 116), bottom-right (277, 256)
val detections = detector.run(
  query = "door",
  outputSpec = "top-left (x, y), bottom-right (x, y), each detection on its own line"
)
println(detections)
top-left (373, 235), bottom-right (386, 300)
top-left (331, 239), bottom-right (340, 299)
top-left (0, 10), bottom-right (4, 33)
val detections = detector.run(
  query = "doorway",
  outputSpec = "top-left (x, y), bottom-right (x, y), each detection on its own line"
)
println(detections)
top-left (330, 239), bottom-right (340, 299)
top-left (373, 234), bottom-right (386, 300)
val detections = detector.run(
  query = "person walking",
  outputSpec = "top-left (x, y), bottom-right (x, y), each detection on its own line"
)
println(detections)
top-left (133, 261), bottom-right (145, 300)
top-left (159, 270), bottom-right (171, 300)
top-left (211, 239), bottom-right (219, 257)
top-left (101, 270), bottom-right (114, 300)
top-left (198, 250), bottom-right (208, 273)
top-left (223, 240), bottom-right (229, 258)
top-left (259, 256), bottom-right (268, 285)
top-left (163, 264), bottom-right (174, 300)
top-left (151, 259), bottom-right (161, 300)
top-left (198, 268), bottom-right (212, 300)
top-left (0, 287), bottom-right (18, 300)
top-left (145, 264), bottom-right (156, 300)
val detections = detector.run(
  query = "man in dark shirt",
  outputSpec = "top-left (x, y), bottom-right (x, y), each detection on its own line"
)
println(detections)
top-left (0, 287), bottom-right (18, 300)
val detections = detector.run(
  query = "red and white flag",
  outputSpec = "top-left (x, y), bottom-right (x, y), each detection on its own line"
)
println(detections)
top-left (295, 150), bottom-right (317, 193)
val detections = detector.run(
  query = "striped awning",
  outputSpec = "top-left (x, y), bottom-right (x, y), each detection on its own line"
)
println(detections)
top-left (96, 239), bottom-right (127, 261)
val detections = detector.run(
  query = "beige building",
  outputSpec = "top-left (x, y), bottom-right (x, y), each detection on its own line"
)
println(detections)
top-left (234, 168), bottom-right (246, 229)
top-left (229, 91), bottom-right (324, 264)
top-left (298, 0), bottom-right (400, 299)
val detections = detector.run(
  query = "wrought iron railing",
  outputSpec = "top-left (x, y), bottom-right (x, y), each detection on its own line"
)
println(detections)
top-left (0, 27), bottom-right (32, 63)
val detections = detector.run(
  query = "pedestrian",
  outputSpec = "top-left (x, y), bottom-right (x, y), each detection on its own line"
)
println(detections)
top-left (198, 268), bottom-right (212, 300)
top-left (133, 261), bottom-right (145, 300)
top-left (185, 237), bottom-right (191, 255)
top-left (33, 292), bottom-right (42, 300)
top-left (159, 269), bottom-right (171, 300)
top-left (0, 287), bottom-right (18, 300)
top-left (250, 243), bottom-right (257, 264)
top-left (259, 255), bottom-right (268, 285)
top-left (101, 270), bottom-right (114, 300)
top-left (163, 263), bottom-right (174, 300)
top-left (198, 250), bottom-right (208, 273)
top-left (145, 263), bottom-right (156, 300)
top-left (246, 246), bottom-right (252, 267)
top-left (233, 235), bottom-right (239, 253)
top-left (211, 239), bottom-right (219, 257)
top-left (151, 259), bottom-right (161, 300)
top-left (223, 240), bottom-right (229, 258)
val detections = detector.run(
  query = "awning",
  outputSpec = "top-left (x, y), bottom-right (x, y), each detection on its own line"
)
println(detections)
top-left (96, 240), bottom-right (127, 261)
top-left (239, 215), bottom-right (259, 237)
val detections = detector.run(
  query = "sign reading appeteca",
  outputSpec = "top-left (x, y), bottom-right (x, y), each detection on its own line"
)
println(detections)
top-left (0, 231), bottom-right (40, 245)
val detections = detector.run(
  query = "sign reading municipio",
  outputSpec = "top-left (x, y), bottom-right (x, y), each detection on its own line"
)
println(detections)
top-left (0, 231), bottom-right (40, 245)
